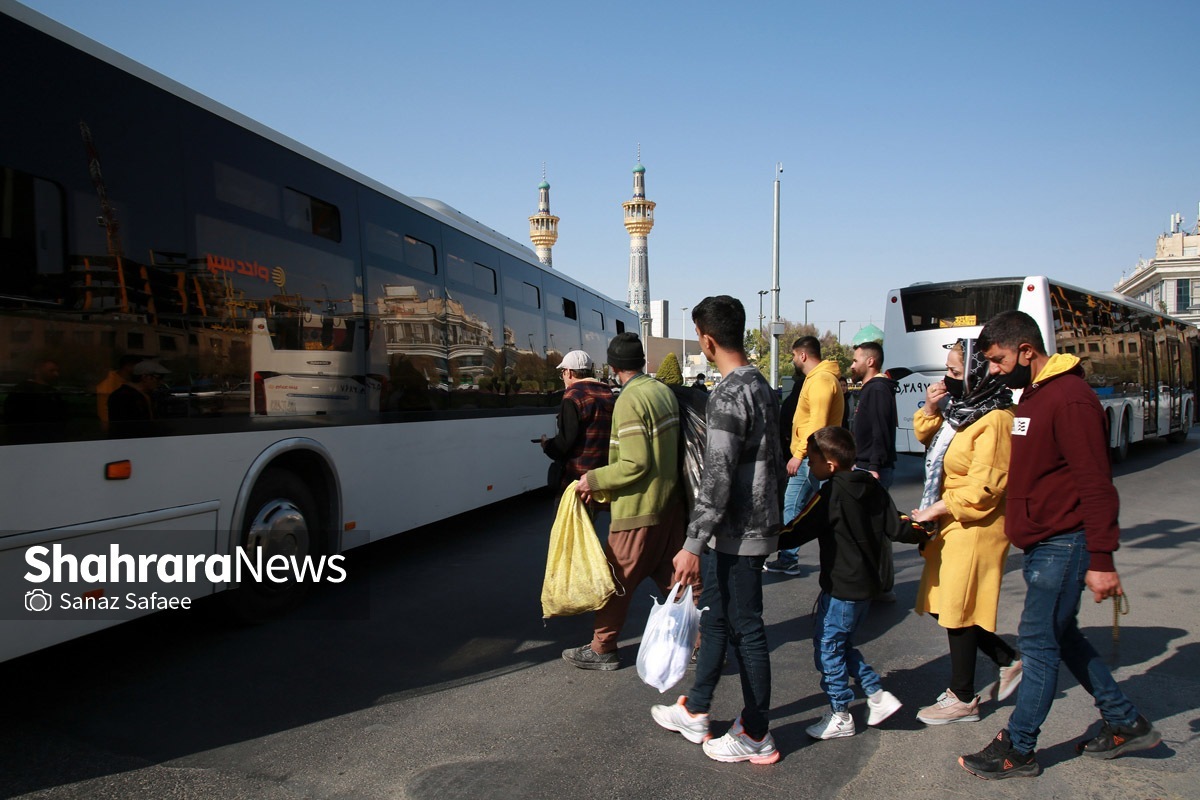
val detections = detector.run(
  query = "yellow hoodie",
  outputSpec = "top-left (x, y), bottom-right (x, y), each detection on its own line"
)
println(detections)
top-left (790, 359), bottom-right (844, 459)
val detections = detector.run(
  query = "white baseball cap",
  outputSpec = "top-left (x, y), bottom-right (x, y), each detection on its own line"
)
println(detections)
top-left (556, 350), bottom-right (593, 371)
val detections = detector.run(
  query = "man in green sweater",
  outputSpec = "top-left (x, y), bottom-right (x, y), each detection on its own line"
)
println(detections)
top-left (566, 332), bottom-right (682, 670)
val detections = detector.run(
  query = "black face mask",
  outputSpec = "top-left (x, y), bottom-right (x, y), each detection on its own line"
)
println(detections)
top-left (943, 376), bottom-right (965, 399)
top-left (995, 360), bottom-right (1032, 390)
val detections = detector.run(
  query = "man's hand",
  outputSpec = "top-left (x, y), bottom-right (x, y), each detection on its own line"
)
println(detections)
top-left (786, 456), bottom-right (802, 477)
top-left (1085, 569), bottom-right (1123, 603)
top-left (575, 473), bottom-right (593, 504)
top-left (672, 549), bottom-right (701, 589)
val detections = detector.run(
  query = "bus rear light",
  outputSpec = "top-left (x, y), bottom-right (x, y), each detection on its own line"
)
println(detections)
top-left (105, 460), bottom-right (132, 480)
top-left (343, 521), bottom-right (356, 531)
top-left (1027, 284), bottom-right (1036, 291)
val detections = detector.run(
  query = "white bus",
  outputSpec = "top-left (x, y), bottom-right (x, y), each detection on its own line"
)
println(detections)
top-left (883, 275), bottom-right (1199, 459)
top-left (0, 1), bottom-right (635, 661)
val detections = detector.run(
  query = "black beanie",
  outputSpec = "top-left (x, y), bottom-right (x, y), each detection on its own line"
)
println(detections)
top-left (607, 332), bottom-right (645, 371)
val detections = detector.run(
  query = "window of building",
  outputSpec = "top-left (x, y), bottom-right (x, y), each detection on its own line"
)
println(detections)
top-left (1177, 278), bottom-right (1192, 314)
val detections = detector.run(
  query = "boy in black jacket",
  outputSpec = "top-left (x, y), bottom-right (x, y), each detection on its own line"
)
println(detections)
top-left (779, 426), bottom-right (928, 740)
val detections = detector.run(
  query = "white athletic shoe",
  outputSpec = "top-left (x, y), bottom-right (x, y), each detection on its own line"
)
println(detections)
top-left (806, 709), bottom-right (856, 740)
top-left (650, 695), bottom-right (711, 744)
top-left (866, 689), bottom-right (903, 726)
top-left (701, 717), bottom-right (781, 764)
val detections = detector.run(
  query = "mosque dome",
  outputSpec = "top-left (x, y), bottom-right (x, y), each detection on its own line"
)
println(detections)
top-left (633, 164), bottom-right (646, 174)
top-left (538, 181), bottom-right (550, 189)
top-left (851, 324), bottom-right (884, 346)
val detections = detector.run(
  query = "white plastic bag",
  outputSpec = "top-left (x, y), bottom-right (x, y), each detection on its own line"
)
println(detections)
top-left (636, 583), bottom-right (706, 693)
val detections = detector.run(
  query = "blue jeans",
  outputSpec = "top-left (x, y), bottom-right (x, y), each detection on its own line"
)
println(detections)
top-left (778, 459), bottom-right (818, 563)
top-left (686, 550), bottom-right (772, 739)
top-left (1006, 531), bottom-right (1140, 754)
top-left (812, 591), bottom-right (882, 710)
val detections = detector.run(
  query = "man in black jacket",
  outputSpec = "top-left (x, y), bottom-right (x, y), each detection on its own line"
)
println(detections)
top-left (849, 342), bottom-right (897, 489)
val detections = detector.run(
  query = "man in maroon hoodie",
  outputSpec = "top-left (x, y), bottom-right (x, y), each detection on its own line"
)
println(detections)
top-left (957, 310), bottom-right (1161, 781)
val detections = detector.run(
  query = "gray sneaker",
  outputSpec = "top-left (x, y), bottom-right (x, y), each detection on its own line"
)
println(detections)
top-left (562, 643), bottom-right (618, 671)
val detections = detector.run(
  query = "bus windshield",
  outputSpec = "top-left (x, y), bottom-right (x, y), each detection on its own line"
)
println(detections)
top-left (898, 280), bottom-right (1023, 332)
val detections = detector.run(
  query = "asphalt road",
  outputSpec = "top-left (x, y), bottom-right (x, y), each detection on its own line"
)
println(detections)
top-left (1, 432), bottom-right (1197, 800)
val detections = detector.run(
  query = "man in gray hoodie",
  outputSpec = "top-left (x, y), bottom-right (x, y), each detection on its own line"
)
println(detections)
top-left (650, 295), bottom-right (786, 765)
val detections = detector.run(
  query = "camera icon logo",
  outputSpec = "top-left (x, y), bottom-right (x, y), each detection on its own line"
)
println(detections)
top-left (25, 589), bottom-right (53, 612)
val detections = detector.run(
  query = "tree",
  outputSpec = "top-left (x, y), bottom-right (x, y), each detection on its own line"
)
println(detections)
top-left (656, 351), bottom-right (683, 385)
top-left (748, 318), bottom-right (851, 385)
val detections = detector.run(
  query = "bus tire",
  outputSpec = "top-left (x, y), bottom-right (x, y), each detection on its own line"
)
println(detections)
top-left (1111, 411), bottom-right (1130, 463)
top-left (229, 468), bottom-right (320, 622)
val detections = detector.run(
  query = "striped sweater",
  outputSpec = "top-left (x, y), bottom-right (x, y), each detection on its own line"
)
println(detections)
top-left (586, 373), bottom-right (680, 531)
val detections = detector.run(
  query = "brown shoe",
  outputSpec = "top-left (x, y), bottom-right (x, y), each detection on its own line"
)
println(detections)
top-left (917, 689), bottom-right (980, 725)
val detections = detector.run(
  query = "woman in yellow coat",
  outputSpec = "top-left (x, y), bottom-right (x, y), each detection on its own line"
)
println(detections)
top-left (909, 339), bottom-right (1022, 725)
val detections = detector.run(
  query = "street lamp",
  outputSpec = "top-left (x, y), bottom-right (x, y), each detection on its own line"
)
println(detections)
top-left (681, 306), bottom-right (689, 366)
top-left (838, 319), bottom-right (846, 344)
top-left (757, 289), bottom-right (769, 342)
top-left (804, 299), bottom-right (814, 328)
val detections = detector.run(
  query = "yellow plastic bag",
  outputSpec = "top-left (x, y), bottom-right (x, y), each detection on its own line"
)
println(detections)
top-left (541, 481), bottom-right (617, 618)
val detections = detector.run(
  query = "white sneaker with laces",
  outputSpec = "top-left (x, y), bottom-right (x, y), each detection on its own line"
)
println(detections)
top-left (866, 690), bottom-right (902, 726)
top-left (650, 695), bottom-right (711, 744)
top-left (701, 717), bottom-right (780, 764)
top-left (806, 709), bottom-right (856, 740)
top-left (997, 659), bottom-right (1023, 702)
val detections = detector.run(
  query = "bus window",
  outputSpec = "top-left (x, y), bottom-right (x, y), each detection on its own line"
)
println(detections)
top-left (898, 281), bottom-right (1022, 332)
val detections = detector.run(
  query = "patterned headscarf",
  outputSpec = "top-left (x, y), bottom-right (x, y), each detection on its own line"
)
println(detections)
top-left (918, 338), bottom-right (1014, 513)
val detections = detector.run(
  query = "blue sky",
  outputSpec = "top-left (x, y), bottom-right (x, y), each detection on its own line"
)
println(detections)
top-left (19, 0), bottom-right (1200, 341)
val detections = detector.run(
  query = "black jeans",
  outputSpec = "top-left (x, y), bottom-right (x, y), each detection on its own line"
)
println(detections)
top-left (685, 550), bottom-right (772, 739)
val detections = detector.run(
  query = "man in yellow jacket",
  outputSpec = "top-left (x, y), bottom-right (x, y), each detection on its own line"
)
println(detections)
top-left (765, 336), bottom-right (844, 575)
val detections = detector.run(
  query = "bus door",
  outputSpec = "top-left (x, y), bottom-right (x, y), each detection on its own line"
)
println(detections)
top-left (1193, 341), bottom-right (1200, 423)
top-left (1166, 336), bottom-right (1183, 431)
top-left (1140, 330), bottom-right (1158, 435)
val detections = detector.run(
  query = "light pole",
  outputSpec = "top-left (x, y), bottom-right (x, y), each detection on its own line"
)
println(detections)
top-left (838, 319), bottom-right (846, 344)
top-left (680, 306), bottom-right (689, 367)
top-left (804, 299), bottom-right (814, 328)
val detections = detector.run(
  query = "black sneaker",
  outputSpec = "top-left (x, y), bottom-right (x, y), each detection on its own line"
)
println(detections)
top-left (1076, 715), bottom-right (1162, 760)
top-left (562, 644), bottom-right (618, 671)
top-left (959, 729), bottom-right (1041, 780)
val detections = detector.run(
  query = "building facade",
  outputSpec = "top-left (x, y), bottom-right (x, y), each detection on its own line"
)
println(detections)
top-left (1114, 214), bottom-right (1200, 326)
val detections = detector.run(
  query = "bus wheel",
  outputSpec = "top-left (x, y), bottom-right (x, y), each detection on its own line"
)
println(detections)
top-left (1111, 412), bottom-right (1130, 462)
top-left (230, 468), bottom-right (319, 621)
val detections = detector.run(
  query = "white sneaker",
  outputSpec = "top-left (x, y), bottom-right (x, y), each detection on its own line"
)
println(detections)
top-left (866, 690), bottom-right (902, 726)
top-left (701, 717), bottom-right (780, 764)
top-left (650, 695), bottom-right (711, 744)
top-left (806, 709), bottom-right (855, 740)
top-left (997, 659), bottom-right (1023, 702)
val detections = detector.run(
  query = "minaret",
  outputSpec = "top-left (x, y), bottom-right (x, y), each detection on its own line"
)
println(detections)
top-left (623, 147), bottom-right (655, 337)
top-left (528, 165), bottom-right (559, 267)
